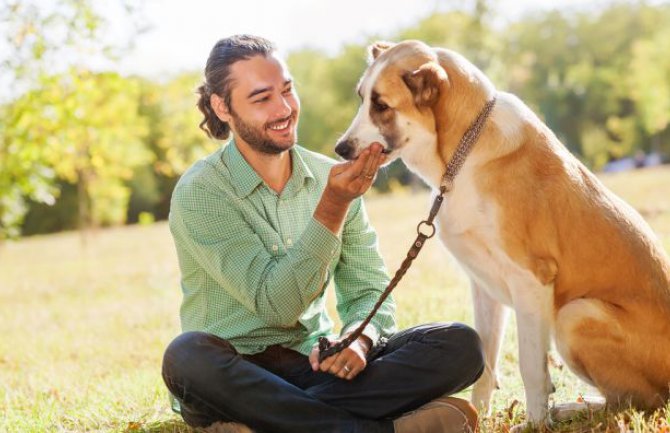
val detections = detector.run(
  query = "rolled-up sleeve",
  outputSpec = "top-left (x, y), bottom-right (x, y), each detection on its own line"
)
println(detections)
top-left (170, 182), bottom-right (340, 328)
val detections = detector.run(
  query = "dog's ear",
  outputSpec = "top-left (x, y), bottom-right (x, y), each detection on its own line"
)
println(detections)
top-left (368, 41), bottom-right (395, 62)
top-left (402, 62), bottom-right (448, 107)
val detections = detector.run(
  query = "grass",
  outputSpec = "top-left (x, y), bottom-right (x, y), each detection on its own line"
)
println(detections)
top-left (1, 166), bottom-right (670, 432)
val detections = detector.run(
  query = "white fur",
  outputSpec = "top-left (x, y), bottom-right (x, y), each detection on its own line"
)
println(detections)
top-left (340, 59), bottom-right (390, 150)
top-left (490, 94), bottom-right (527, 143)
top-left (433, 151), bottom-right (555, 423)
top-left (395, 114), bottom-right (443, 187)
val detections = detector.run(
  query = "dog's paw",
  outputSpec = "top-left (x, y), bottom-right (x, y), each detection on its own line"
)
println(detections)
top-left (550, 396), bottom-right (606, 422)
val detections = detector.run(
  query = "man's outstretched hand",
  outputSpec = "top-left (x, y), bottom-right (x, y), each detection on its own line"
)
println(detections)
top-left (314, 143), bottom-right (386, 235)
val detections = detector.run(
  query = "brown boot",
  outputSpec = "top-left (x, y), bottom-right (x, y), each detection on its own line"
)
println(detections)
top-left (393, 396), bottom-right (478, 433)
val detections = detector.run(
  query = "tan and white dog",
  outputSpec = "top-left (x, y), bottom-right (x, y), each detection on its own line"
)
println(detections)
top-left (334, 40), bottom-right (670, 427)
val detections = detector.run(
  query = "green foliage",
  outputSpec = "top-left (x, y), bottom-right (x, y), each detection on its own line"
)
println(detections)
top-left (137, 73), bottom-right (220, 177)
top-left (0, 101), bottom-right (58, 238)
top-left (0, 0), bottom-right (145, 238)
top-left (629, 27), bottom-right (670, 137)
top-left (3, 0), bottom-right (670, 237)
top-left (5, 70), bottom-right (151, 230)
top-left (287, 45), bottom-right (369, 157)
top-left (134, 73), bottom-right (220, 221)
top-left (501, 2), bottom-right (670, 166)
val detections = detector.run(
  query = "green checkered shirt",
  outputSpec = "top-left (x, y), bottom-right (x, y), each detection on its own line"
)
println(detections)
top-left (168, 140), bottom-right (397, 356)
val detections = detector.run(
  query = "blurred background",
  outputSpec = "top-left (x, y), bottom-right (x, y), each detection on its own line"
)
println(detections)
top-left (1, 0), bottom-right (669, 239)
top-left (2, 2), bottom-right (670, 432)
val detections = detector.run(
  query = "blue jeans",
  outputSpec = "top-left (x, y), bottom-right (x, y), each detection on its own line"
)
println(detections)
top-left (162, 322), bottom-right (484, 433)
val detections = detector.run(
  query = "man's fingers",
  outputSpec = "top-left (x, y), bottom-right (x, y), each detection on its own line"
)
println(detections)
top-left (308, 347), bottom-right (320, 371)
top-left (319, 352), bottom-right (339, 372)
top-left (344, 147), bottom-right (372, 180)
top-left (356, 148), bottom-right (383, 189)
top-left (345, 363), bottom-right (364, 380)
top-left (361, 144), bottom-right (384, 180)
top-left (368, 147), bottom-right (384, 180)
top-left (328, 353), bottom-right (350, 377)
top-left (361, 145), bottom-right (380, 178)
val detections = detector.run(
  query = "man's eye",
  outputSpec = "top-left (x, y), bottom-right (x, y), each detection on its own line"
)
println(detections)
top-left (254, 96), bottom-right (270, 103)
top-left (283, 87), bottom-right (293, 94)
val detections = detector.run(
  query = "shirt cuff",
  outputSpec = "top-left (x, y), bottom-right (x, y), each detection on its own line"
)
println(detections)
top-left (341, 321), bottom-right (381, 351)
top-left (296, 217), bottom-right (341, 264)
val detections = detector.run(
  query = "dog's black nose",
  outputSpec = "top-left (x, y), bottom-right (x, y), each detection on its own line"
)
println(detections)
top-left (335, 140), bottom-right (354, 160)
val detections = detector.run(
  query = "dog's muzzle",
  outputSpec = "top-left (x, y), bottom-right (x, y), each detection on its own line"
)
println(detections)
top-left (335, 139), bottom-right (355, 160)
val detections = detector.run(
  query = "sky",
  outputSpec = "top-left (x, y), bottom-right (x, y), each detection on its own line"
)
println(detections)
top-left (110, 0), bottom-right (601, 78)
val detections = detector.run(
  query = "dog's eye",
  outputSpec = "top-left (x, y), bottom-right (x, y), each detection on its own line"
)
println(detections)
top-left (373, 99), bottom-right (389, 112)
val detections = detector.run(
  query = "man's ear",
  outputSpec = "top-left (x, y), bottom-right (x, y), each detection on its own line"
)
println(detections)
top-left (210, 93), bottom-right (231, 123)
top-left (402, 62), bottom-right (448, 107)
top-left (368, 41), bottom-right (396, 62)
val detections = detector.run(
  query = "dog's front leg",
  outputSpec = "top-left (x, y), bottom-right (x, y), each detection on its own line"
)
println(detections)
top-left (471, 280), bottom-right (509, 414)
top-left (512, 281), bottom-right (554, 427)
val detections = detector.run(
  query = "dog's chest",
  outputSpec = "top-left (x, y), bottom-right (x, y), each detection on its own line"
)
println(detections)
top-left (435, 180), bottom-right (515, 305)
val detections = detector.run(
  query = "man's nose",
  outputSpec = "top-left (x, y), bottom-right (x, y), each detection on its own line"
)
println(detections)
top-left (335, 140), bottom-right (354, 160)
top-left (275, 95), bottom-right (292, 118)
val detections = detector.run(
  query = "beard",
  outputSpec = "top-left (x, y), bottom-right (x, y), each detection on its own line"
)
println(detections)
top-left (230, 109), bottom-right (297, 155)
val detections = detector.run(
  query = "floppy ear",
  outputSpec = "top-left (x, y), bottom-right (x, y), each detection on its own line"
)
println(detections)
top-left (402, 62), bottom-right (448, 107)
top-left (368, 41), bottom-right (396, 62)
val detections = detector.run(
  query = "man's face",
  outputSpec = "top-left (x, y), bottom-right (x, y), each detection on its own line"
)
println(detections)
top-left (224, 53), bottom-right (300, 154)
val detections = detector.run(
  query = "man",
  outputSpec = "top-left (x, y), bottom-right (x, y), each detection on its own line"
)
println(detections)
top-left (162, 34), bottom-right (485, 433)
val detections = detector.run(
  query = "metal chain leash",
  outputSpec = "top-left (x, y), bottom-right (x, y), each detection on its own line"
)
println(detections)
top-left (318, 96), bottom-right (497, 363)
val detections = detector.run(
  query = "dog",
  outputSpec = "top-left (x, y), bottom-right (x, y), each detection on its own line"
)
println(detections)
top-left (334, 39), bottom-right (670, 428)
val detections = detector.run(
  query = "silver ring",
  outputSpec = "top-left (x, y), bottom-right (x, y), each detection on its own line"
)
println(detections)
top-left (365, 174), bottom-right (374, 179)
top-left (343, 365), bottom-right (351, 373)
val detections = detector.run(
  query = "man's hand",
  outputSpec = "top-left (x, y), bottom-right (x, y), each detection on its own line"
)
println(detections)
top-left (325, 142), bottom-right (386, 204)
top-left (309, 334), bottom-right (372, 380)
top-left (314, 143), bottom-right (386, 234)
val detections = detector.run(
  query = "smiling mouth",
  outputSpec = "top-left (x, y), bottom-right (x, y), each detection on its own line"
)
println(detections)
top-left (268, 117), bottom-right (292, 132)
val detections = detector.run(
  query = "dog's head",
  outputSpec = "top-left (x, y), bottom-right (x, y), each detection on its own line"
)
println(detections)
top-left (335, 40), bottom-right (448, 163)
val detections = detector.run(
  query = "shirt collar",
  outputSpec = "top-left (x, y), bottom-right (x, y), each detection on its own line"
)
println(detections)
top-left (222, 139), bottom-right (315, 198)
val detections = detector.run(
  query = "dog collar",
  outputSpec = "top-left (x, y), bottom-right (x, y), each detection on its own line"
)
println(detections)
top-left (439, 96), bottom-right (497, 194)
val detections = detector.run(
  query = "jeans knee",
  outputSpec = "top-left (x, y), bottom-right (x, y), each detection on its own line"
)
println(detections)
top-left (425, 322), bottom-right (485, 379)
top-left (162, 331), bottom-right (236, 393)
top-left (451, 324), bottom-right (485, 379)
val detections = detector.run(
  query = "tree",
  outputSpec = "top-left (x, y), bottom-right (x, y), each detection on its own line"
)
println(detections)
top-left (629, 27), bottom-right (670, 152)
top-left (6, 70), bottom-right (150, 229)
top-left (0, 0), bottom-right (146, 238)
top-left (501, 2), bottom-right (670, 168)
top-left (133, 73), bottom-right (220, 221)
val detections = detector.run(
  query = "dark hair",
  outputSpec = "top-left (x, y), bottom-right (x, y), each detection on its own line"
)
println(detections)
top-left (196, 35), bottom-right (276, 140)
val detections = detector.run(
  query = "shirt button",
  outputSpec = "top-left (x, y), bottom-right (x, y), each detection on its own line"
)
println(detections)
top-left (286, 238), bottom-right (293, 246)
top-left (272, 244), bottom-right (279, 252)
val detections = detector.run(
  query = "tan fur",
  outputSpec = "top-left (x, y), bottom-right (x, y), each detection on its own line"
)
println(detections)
top-left (481, 116), bottom-right (670, 408)
top-left (337, 39), bottom-right (670, 422)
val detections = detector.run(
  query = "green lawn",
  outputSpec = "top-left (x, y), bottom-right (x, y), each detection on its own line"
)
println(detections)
top-left (2, 166), bottom-right (670, 432)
